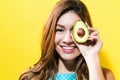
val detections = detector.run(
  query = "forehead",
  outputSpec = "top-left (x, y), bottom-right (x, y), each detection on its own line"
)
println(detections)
top-left (57, 10), bottom-right (81, 27)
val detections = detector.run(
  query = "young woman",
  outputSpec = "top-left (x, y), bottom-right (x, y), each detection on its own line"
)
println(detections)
top-left (19, 0), bottom-right (115, 80)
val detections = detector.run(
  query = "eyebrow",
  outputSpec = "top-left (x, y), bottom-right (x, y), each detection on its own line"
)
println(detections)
top-left (56, 23), bottom-right (73, 30)
top-left (56, 24), bottom-right (65, 28)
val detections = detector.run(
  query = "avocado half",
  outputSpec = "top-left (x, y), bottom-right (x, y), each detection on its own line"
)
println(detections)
top-left (72, 20), bottom-right (89, 43)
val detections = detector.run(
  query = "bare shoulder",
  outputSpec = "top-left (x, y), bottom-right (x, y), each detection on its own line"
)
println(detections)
top-left (102, 67), bottom-right (115, 80)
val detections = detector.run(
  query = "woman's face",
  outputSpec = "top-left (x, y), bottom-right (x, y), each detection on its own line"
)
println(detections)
top-left (55, 11), bottom-right (81, 61)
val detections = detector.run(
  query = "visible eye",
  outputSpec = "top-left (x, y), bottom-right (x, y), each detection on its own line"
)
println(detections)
top-left (56, 29), bottom-right (64, 32)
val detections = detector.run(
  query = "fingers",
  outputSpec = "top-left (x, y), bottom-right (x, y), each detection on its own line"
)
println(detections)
top-left (88, 27), bottom-right (103, 47)
top-left (85, 21), bottom-right (102, 44)
top-left (72, 21), bottom-right (102, 46)
top-left (85, 21), bottom-right (91, 28)
top-left (88, 28), bottom-right (99, 40)
top-left (85, 21), bottom-right (98, 35)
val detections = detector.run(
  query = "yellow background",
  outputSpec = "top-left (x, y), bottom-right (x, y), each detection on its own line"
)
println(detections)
top-left (0, 0), bottom-right (120, 80)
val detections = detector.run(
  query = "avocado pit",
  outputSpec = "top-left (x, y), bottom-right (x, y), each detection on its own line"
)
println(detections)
top-left (77, 28), bottom-right (85, 38)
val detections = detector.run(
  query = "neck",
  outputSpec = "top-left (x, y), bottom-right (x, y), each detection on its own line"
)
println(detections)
top-left (58, 58), bottom-right (77, 73)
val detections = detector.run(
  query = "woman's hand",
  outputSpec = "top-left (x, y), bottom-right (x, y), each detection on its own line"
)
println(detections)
top-left (72, 23), bottom-right (105, 80)
top-left (73, 23), bottom-right (103, 60)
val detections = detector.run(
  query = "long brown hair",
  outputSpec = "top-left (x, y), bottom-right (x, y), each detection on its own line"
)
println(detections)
top-left (19, 0), bottom-right (92, 80)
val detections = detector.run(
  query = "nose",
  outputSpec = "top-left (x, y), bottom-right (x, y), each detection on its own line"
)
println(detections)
top-left (62, 31), bottom-right (73, 44)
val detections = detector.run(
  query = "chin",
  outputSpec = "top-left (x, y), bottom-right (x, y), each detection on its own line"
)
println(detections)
top-left (59, 52), bottom-right (80, 61)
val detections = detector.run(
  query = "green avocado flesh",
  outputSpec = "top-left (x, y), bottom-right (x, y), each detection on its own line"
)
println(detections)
top-left (72, 20), bottom-right (89, 43)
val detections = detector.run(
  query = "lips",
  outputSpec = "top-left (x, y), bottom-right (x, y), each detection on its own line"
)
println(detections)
top-left (60, 46), bottom-right (76, 53)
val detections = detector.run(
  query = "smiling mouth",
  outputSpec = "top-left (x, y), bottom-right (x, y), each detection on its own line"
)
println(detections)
top-left (60, 46), bottom-right (77, 53)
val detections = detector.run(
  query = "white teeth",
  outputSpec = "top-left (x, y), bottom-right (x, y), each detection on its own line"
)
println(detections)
top-left (62, 47), bottom-right (74, 49)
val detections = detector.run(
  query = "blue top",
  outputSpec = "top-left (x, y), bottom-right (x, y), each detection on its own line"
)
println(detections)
top-left (49, 72), bottom-right (76, 80)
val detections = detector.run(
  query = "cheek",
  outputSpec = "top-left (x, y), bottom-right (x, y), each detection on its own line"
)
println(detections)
top-left (55, 33), bottom-right (64, 44)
